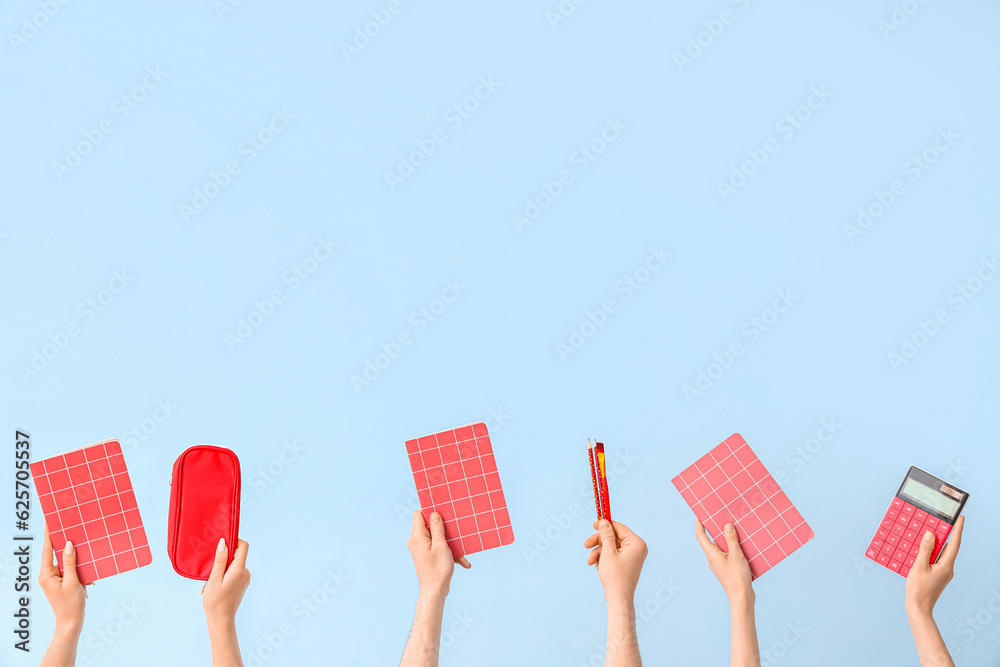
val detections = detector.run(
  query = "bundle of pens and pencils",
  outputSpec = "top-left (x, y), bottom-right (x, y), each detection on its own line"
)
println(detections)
top-left (588, 440), bottom-right (611, 521)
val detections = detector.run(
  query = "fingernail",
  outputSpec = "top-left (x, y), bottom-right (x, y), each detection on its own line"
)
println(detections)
top-left (599, 519), bottom-right (610, 529)
top-left (65, 541), bottom-right (74, 556)
top-left (431, 512), bottom-right (442, 523)
top-left (725, 523), bottom-right (735, 533)
top-left (217, 538), bottom-right (226, 552)
top-left (924, 531), bottom-right (934, 540)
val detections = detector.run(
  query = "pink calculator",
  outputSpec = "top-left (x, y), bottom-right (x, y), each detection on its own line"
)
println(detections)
top-left (865, 467), bottom-right (969, 578)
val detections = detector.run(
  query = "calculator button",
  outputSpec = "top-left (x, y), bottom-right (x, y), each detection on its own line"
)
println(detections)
top-left (881, 540), bottom-right (897, 554)
top-left (900, 566), bottom-right (911, 578)
top-left (872, 538), bottom-right (884, 550)
top-left (900, 540), bottom-right (912, 553)
top-left (877, 528), bottom-right (890, 540)
top-left (889, 560), bottom-right (902, 572)
top-left (894, 549), bottom-right (907, 562)
top-left (892, 524), bottom-right (905, 535)
top-left (887, 534), bottom-right (900, 546)
top-left (924, 516), bottom-right (940, 529)
top-left (892, 498), bottom-right (904, 510)
top-left (866, 548), bottom-right (878, 560)
top-left (882, 519), bottom-right (895, 531)
top-left (886, 509), bottom-right (899, 521)
top-left (914, 510), bottom-right (927, 523)
top-left (905, 555), bottom-right (916, 567)
top-left (877, 553), bottom-right (889, 565)
top-left (905, 530), bottom-right (918, 542)
top-left (902, 504), bottom-right (915, 515)
top-left (909, 519), bottom-right (922, 531)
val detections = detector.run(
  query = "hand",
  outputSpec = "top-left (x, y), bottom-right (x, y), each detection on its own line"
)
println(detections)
top-left (906, 516), bottom-right (964, 617)
top-left (584, 519), bottom-right (648, 602)
top-left (407, 511), bottom-right (470, 598)
top-left (202, 538), bottom-right (251, 628)
top-left (38, 525), bottom-right (87, 632)
top-left (695, 518), bottom-right (754, 604)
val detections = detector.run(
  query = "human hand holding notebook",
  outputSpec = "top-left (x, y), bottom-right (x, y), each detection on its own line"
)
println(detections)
top-left (405, 422), bottom-right (514, 559)
top-left (673, 433), bottom-right (813, 579)
top-left (31, 440), bottom-right (152, 585)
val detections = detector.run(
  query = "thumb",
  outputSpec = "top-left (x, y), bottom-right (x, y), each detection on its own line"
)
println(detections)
top-left (428, 512), bottom-right (446, 547)
top-left (61, 541), bottom-right (80, 586)
top-left (722, 523), bottom-right (744, 559)
top-left (915, 530), bottom-right (936, 567)
top-left (598, 520), bottom-right (618, 553)
top-left (208, 538), bottom-right (228, 586)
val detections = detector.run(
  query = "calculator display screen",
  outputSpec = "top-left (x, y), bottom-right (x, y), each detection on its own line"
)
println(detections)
top-left (900, 478), bottom-right (960, 518)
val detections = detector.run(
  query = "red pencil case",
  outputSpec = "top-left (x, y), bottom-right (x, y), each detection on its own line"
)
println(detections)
top-left (167, 445), bottom-right (241, 581)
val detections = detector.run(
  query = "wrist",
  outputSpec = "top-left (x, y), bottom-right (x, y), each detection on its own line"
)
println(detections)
top-left (905, 600), bottom-right (934, 620)
top-left (605, 590), bottom-right (636, 610)
top-left (207, 615), bottom-right (238, 637)
top-left (728, 588), bottom-right (756, 610)
top-left (54, 619), bottom-right (84, 639)
top-left (417, 586), bottom-right (449, 606)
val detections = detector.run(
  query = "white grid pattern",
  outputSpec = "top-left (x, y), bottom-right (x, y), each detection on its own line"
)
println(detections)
top-left (406, 422), bottom-right (513, 557)
top-left (32, 440), bottom-right (151, 583)
top-left (673, 434), bottom-right (813, 578)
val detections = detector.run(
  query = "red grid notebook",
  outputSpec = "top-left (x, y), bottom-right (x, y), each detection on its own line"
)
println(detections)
top-left (405, 422), bottom-right (514, 558)
top-left (31, 440), bottom-right (152, 584)
top-left (672, 433), bottom-right (813, 579)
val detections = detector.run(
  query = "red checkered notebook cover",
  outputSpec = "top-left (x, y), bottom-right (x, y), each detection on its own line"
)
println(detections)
top-left (672, 433), bottom-right (813, 579)
top-left (30, 440), bottom-right (152, 584)
top-left (405, 422), bottom-right (514, 558)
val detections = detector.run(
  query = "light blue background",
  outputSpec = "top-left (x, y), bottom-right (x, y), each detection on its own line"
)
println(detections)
top-left (2, 0), bottom-right (999, 665)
